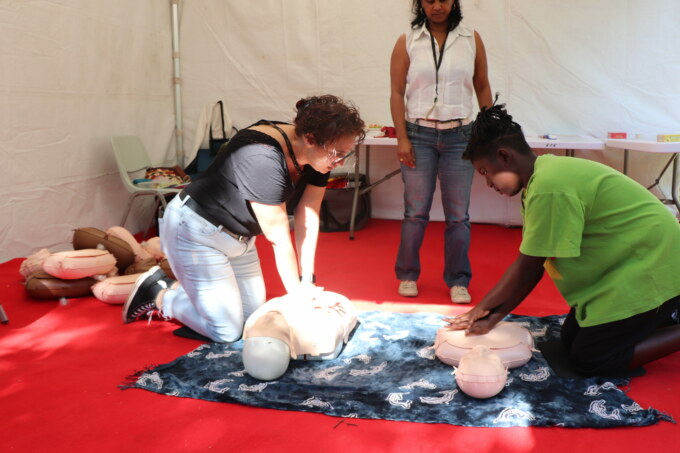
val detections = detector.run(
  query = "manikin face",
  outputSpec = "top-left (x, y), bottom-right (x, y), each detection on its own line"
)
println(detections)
top-left (421, 0), bottom-right (454, 25)
top-left (306, 134), bottom-right (357, 174)
top-left (472, 152), bottom-right (524, 197)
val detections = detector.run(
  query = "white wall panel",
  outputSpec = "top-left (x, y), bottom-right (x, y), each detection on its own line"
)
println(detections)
top-left (1, 0), bottom-right (176, 261)
top-left (2, 0), bottom-right (678, 260)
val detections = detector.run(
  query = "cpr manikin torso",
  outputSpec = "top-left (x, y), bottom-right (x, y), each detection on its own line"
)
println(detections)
top-left (242, 291), bottom-right (357, 381)
top-left (435, 322), bottom-right (534, 398)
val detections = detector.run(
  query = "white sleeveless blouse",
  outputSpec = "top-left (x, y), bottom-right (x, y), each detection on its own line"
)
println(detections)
top-left (405, 23), bottom-right (477, 121)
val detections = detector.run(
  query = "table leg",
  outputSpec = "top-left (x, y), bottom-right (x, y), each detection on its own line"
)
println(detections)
top-left (348, 144), bottom-right (365, 239)
top-left (365, 143), bottom-right (371, 186)
top-left (623, 149), bottom-right (629, 175)
top-left (672, 154), bottom-right (680, 213)
top-left (361, 169), bottom-right (402, 194)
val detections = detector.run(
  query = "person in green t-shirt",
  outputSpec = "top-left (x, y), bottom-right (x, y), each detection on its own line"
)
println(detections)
top-left (446, 101), bottom-right (680, 377)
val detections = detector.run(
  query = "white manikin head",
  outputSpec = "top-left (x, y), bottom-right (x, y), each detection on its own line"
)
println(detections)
top-left (242, 336), bottom-right (291, 381)
top-left (455, 345), bottom-right (508, 399)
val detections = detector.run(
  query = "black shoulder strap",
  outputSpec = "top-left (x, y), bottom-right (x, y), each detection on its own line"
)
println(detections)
top-left (264, 121), bottom-right (295, 157)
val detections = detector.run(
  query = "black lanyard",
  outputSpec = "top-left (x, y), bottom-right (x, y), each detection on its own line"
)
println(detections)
top-left (429, 29), bottom-right (449, 105)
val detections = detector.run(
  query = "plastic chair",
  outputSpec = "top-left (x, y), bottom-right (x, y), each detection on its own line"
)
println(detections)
top-left (111, 136), bottom-right (181, 236)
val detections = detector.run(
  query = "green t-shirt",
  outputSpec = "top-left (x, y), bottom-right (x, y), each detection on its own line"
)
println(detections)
top-left (520, 155), bottom-right (680, 327)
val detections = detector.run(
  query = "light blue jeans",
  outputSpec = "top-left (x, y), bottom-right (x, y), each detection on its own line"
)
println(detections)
top-left (395, 122), bottom-right (474, 288)
top-left (159, 194), bottom-right (266, 342)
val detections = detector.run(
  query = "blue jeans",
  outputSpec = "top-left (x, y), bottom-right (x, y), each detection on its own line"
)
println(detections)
top-left (395, 122), bottom-right (474, 288)
top-left (159, 195), bottom-right (266, 342)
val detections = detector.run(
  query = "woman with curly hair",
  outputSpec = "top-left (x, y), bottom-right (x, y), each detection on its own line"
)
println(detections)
top-left (123, 95), bottom-right (365, 342)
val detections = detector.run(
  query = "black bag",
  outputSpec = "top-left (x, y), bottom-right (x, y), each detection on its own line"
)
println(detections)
top-left (208, 100), bottom-right (229, 155)
top-left (185, 101), bottom-right (231, 177)
top-left (319, 174), bottom-right (371, 232)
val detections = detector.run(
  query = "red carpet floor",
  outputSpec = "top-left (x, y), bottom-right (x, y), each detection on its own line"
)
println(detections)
top-left (1, 220), bottom-right (678, 453)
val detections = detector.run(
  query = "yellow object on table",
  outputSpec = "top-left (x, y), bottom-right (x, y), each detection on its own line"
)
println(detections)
top-left (657, 134), bottom-right (680, 143)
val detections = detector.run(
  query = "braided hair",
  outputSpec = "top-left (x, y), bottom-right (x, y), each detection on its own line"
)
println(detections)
top-left (293, 94), bottom-right (365, 146)
top-left (462, 95), bottom-right (532, 161)
top-left (410, 0), bottom-right (462, 31)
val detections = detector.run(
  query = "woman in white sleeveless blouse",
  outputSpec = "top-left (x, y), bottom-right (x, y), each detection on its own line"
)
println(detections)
top-left (390, 0), bottom-right (492, 303)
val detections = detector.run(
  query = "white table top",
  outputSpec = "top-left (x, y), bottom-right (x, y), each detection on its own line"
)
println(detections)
top-left (362, 129), bottom-right (397, 146)
top-left (605, 139), bottom-right (680, 153)
top-left (362, 129), bottom-right (606, 150)
top-left (524, 135), bottom-right (605, 150)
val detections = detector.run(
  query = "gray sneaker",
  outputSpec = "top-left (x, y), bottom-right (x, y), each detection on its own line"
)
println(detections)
top-left (450, 286), bottom-right (472, 304)
top-left (398, 280), bottom-right (418, 297)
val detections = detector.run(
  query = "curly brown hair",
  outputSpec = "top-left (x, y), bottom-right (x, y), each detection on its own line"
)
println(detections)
top-left (293, 95), bottom-right (366, 146)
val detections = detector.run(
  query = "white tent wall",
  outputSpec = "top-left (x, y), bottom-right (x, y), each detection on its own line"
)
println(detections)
top-left (1, 1), bottom-right (177, 262)
top-left (179, 0), bottom-right (680, 227)
top-left (2, 0), bottom-right (679, 261)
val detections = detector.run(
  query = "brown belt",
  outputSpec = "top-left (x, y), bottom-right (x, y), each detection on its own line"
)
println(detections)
top-left (179, 191), bottom-right (250, 242)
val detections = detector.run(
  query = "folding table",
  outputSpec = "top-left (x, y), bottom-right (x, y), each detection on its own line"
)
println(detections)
top-left (347, 131), bottom-right (605, 239)
top-left (605, 139), bottom-right (680, 211)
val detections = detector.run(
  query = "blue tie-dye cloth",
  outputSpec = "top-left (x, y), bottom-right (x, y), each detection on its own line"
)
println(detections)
top-left (123, 312), bottom-right (671, 428)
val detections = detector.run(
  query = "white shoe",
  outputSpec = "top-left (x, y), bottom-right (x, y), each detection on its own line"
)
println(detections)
top-left (450, 286), bottom-right (471, 304)
top-left (398, 280), bottom-right (418, 297)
